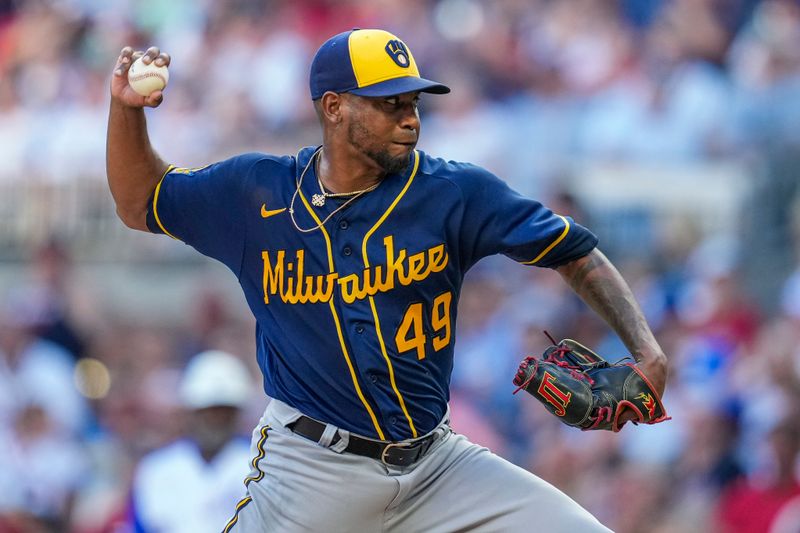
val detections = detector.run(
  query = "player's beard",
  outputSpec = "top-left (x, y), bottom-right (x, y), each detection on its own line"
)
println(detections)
top-left (348, 121), bottom-right (412, 176)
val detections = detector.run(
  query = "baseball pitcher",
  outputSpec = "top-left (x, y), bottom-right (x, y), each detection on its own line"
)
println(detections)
top-left (106, 29), bottom-right (668, 533)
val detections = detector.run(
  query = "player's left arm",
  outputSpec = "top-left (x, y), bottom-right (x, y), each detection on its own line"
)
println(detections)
top-left (451, 162), bottom-right (667, 394)
top-left (555, 248), bottom-right (667, 396)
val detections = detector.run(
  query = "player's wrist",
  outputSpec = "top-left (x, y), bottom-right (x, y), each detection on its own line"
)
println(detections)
top-left (636, 356), bottom-right (668, 397)
top-left (109, 97), bottom-right (146, 120)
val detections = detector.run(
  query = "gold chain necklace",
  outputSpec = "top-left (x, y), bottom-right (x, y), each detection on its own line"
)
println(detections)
top-left (289, 148), bottom-right (378, 234)
top-left (311, 151), bottom-right (380, 207)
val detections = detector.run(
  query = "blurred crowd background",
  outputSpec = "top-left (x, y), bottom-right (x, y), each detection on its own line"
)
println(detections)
top-left (1, 0), bottom-right (800, 532)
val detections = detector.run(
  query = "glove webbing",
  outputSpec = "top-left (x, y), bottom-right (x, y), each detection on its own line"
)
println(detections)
top-left (513, 332), bottom-right (596, 395)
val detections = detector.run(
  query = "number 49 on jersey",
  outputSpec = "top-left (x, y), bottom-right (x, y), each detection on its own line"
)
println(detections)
top-left (395, 291), bottom-right (452, 360)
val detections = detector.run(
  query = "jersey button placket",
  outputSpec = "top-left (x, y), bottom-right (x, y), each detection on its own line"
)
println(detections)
top-left (342, 246), bottom-right (352, 257)
top-left (339, 219), bottom-right (349, 230)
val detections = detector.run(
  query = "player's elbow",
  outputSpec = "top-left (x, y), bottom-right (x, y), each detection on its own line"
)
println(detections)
top-left (115, 205), bottom-right (150, 232)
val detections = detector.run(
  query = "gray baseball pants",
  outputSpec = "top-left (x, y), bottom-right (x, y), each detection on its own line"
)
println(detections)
top-left (223, 399), bottom-right (612, 532)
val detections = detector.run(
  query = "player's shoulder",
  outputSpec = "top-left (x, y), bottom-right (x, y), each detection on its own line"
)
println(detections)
top-left (231, 148), bottom-right (318, 178)
top-left (166, 152), bottom-right (295, 181)
top-left (416, 150), bottom-right (505, 194)
top-left (224, 151), bottom-right (297, 173)
top-left (239, 151), bottom-right (296, 166)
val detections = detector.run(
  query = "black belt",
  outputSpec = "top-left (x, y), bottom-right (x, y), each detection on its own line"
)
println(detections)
top-left (288, 416), bottom-right (442, 467)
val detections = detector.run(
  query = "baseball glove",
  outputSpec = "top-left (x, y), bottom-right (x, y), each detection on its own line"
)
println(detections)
top-left (513, 334), bottom-right (669, 432)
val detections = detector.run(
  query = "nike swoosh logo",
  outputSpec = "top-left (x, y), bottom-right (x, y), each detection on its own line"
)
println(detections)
top-left (261, 204), bottom-right (286, 219)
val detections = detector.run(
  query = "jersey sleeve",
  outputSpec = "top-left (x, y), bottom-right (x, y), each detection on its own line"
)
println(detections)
top-left (457, 164), bottom-right (598, 268)
top-left (145, 154), bottom-right (259, 272)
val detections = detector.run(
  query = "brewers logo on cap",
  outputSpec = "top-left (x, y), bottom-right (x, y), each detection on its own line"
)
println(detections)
top-left (385, 40), bottom-right (410, 68)
top-left (309, 29), bottom-right (450, 99)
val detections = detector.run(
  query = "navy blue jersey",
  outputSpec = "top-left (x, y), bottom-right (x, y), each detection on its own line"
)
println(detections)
top-left (146, 147), bottom-right (597, 440)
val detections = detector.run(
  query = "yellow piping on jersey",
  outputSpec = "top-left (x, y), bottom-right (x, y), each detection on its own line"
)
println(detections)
top-left (223, 424), bottom-right (270, 530)
top-left (298, 176), bottom-right (386, 440)
top-left (244, 425), bottom-right (271, 487)
top-left (523, 215), bottom-right (570, 265)
top-left (222, 495), bottom-right (253, 533)
top-left (152, 165), bottom-right (179, 240)
top-left (361, 151), bottom-right (421, 438)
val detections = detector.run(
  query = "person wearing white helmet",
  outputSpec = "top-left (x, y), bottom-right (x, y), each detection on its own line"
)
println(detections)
top-left (130, 351), bottom-right (255, 533)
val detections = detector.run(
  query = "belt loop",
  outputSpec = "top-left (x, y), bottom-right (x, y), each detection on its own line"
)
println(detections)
top-left (318, 423), bottom-right (339, 447)
top-left (330, 429), bottom-right (349, 453)
top-left (265, 398), bottom-right (303, 428)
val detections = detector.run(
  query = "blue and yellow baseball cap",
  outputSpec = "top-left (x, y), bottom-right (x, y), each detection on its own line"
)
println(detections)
top-left (309, 29), bottom-right (450, 100)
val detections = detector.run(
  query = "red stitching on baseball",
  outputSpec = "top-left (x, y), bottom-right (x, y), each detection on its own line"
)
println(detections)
top-left (129, 72), bottom-right (166, 84)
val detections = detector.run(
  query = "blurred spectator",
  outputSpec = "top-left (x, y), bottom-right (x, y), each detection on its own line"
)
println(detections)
top-left (28, 238), bottom-right (87, 359)
top-left (129, 350), bottom-right (254, 533)
top-left (0, 288), bottom-right (89, 436)
top-left (716, 420), bottom-right (800, 533)
top-left (0, 402), bottom-right (89, 532)
top-left (728, 0), bottom-right (800, 147)
top-left (658, 406), bottom-right (743, 531)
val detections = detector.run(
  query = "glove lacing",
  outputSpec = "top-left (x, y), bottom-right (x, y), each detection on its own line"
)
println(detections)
top-left (512, 356), bottom-right (538, 394)
top-left (512, 333), bottom-right (596, 394)
top-left (584, 406), bottom-right (613, 430)
top-left (542, 331), bottom-right (596, 386)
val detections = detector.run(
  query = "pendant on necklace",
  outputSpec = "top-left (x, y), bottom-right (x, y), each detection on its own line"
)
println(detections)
top-left (311, 194), bottom-right (326, 207)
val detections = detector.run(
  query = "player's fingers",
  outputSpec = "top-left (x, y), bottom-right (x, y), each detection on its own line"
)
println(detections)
top-left (141, 46), bottom-right (160, 65)
top-left (154, 52), bottom-right (170, 68)
top-left (114, 46), bottom-right (135, 76)
top-left (144, 90), bottom-right (164, 108)
top-left (130, 50), bottom-right (145, 69)
top-left (120, 46), bottom-right (134, 58)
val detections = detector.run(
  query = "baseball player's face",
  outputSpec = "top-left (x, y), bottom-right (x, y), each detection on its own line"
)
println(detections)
top-left (343, 92), bottom-right (420, 175)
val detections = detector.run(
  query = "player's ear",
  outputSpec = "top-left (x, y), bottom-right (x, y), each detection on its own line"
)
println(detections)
top-left (319, 92), bottom-right (344, 126)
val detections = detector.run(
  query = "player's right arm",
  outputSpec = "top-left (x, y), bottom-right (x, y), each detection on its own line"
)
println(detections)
top-left (106, 46), bottom-right (171, 232)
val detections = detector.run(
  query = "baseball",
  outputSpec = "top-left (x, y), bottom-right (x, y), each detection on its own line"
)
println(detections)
top-left (127, 56), bottom-right (169, 97)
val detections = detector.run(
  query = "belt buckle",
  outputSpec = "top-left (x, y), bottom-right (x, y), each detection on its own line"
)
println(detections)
top-left (381, 441), bottom-right (414, 466)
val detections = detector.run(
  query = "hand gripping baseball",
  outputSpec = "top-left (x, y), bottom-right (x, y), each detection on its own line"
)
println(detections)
top-left (513, 335), bottom-right (670, 432)
top-left (111, 46), bottom-right (171, 108)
